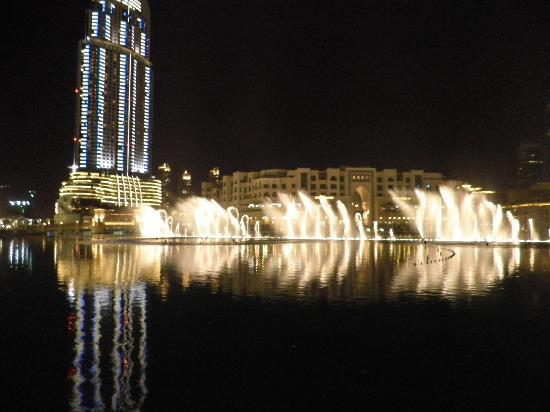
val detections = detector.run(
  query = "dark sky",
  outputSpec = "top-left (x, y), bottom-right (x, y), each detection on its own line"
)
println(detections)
top-left (2, 0), bottom-right (549, 214)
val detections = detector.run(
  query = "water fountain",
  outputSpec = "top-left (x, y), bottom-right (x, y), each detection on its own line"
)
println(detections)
top-left (391, 186), bottom-right (536, 242)
top-left (137, 193), bottom-right (370, 241)
top-left (135, 186), bottom-right (545, 244)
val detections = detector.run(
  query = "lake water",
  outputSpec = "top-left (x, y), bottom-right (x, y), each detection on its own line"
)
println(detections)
top-left (2, 236), bottom-right (550, 409)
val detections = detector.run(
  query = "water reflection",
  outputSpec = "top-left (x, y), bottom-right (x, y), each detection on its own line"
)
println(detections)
top-left (53, 239), bottom-right (550, 409)
top-left (160, 242), bottom-right (549, 301)
top-left (56, 241), bottom-right (159, 410)
top-left (2, 238), bottom-right (33, 269)
top-left (55, 239), bottom-right (550, 304)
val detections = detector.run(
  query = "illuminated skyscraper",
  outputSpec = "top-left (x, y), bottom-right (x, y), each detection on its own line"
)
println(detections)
top-left (208, 167), bottom-right (221, 187)
top-left (76, 0), bottom-right (153, 174)
top-left (157, 162), bottom-right (172, 207)
top-left (56, 0), bottom-right (161, 215)
top-left (180, 170), bottom-right (192, 198)
top-left (517, 141), bottom-right (545, 187)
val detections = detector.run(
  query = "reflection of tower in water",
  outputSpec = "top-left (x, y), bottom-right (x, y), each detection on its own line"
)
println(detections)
top-left (57, 242), bottom-right (157, 410)
top-left (67, 281), bottom-right (148, 410)
top-left (6, 238), bottom-right (32, 269)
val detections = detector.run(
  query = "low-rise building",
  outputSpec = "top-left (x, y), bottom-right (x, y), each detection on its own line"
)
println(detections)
top-left (201, 167), bottom-right (456, 232)
top-left (54, 171), bottom-right (162, 234)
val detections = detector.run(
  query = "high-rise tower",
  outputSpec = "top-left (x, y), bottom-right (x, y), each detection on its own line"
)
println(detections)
top-left (157, 162), bottom-right (172, 207)
top-left (56, 0), bottom-right (160, 217)
top-left (180, 170), bottom-right (193, 198)
top-left (77, 0), bottom-right (152, 174)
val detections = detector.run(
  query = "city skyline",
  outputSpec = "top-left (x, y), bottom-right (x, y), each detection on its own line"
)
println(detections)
top-left (2, 1), bottom-right (550, 408)
top-left (2, 0), bottom-right (550, 214)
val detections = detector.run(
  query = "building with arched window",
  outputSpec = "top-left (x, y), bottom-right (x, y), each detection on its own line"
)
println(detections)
top-left (201, 167), bottom-right (457, 232)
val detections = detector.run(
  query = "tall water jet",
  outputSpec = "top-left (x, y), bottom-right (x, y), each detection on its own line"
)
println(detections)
top-left (320, 196), bottom-right (337, 238)
top-left (414, 190), bottom-right (426, 238)
top-left (297, 193), bottom-right (311, 238)
top-left (138, 187), bottom-right (538, 243)
top-left (440, 187), bottom-right (462, 241)
top-left (506, 211), bottom-right (520, 242)
top-left (355, 213), bottom-right (367, 240)
top-left (528, 218), bottom-right (539, 241)
top-left (427, 196), bottom-right (443, 240)
top-left (240, 215), bottom-right (250, 238)
top-left (490, 202), bottom-right (504, 241)
top-left (337, 200), bottom-right (352, 239)
top-left (278, 193), bottom-right (297, 238)
top-left (314, 207), bottom-right (322, 239)
top-left (254, 221), bottom-right (262, 238)
top-left (393, 186), bottom-right (531, 242)
top-left (137, 206), bottom-right (172, 237)
top-left (227, 207), bottom-right (240, 237)
top-left (268, 192), bottom-right (361, 239)
top-left (462, 194), bottom-right (480, 241)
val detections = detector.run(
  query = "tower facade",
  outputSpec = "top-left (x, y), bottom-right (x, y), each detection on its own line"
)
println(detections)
top-left (77, 0), bottom-right (152, 175)
top-left (517, 141), bottom-right (545, 187)
top-left (56, 0), bottom-right (160, 217)
top-left (157, 162), bottom-right (172, 207)
top-left (180, 170), bottom-right (192, 198)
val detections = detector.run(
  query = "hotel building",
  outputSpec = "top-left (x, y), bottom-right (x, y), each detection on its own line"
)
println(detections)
top-left (56, 0), bottom-right (160, 220)
top-left (202, 167), bottom-right (455, 229)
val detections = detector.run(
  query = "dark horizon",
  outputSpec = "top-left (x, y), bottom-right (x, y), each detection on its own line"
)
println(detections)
top-left (2, 0), bottom-right (549, 215)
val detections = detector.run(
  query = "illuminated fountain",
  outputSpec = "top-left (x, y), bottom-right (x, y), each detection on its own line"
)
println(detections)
top-left (267, 193), bottom-right (368, 239)
top-left (391, 186), bottom-right (534, 242)
top-left (135, 187), bottom-right (544, 243)
top-left (136, 193), bottom-right (370, 240)
top-left (139, 198), bottom-right (254, 239)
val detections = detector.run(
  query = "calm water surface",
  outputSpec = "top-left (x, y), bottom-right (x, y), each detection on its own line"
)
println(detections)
top-left (2, 236), bottom-right (550, 409)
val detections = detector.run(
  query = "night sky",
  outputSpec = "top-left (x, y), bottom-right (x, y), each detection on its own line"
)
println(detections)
top-left (2, 0), bottom-right (549, 214)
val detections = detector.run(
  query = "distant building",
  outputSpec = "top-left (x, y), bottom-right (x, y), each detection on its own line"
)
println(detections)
top-left (200, 181), bottom-right (220, 201)
top-left (180, 170), bottom-right (192, 198)
top-left (517, 141), bottom-right (545, 187)
top-left (201, 167), bottom-right (222, 201)
top-left (208, 167), bottom-right (221, 186)
top-left (201, 167), bottom-right (455, 228)
top-left (157, 162), bottom-right (172, 207)
top-left (55, 0), bottom-right (160, 217)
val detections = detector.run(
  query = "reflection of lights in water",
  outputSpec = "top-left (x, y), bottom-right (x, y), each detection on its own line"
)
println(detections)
top-left (158, 242), bottom-right (550, 302)
top-left (54, 240), bottom-right (550, 306)
top-left (51, 237), bottom-right (550, 400)
top-left (55, 240), bottom-right (162, 289)
top-left (56, 240), bottom-right (152, 410)
top-left (391, 246), bottom-right (532, 298)
top-left (67, 285), bottom-right (148, 410)
top-left (68, 279), bottom-right (76, 304)
top-left (49, 237), bottom-right (550, 408)
top-left (7, 238), bottom-right (32, 268)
